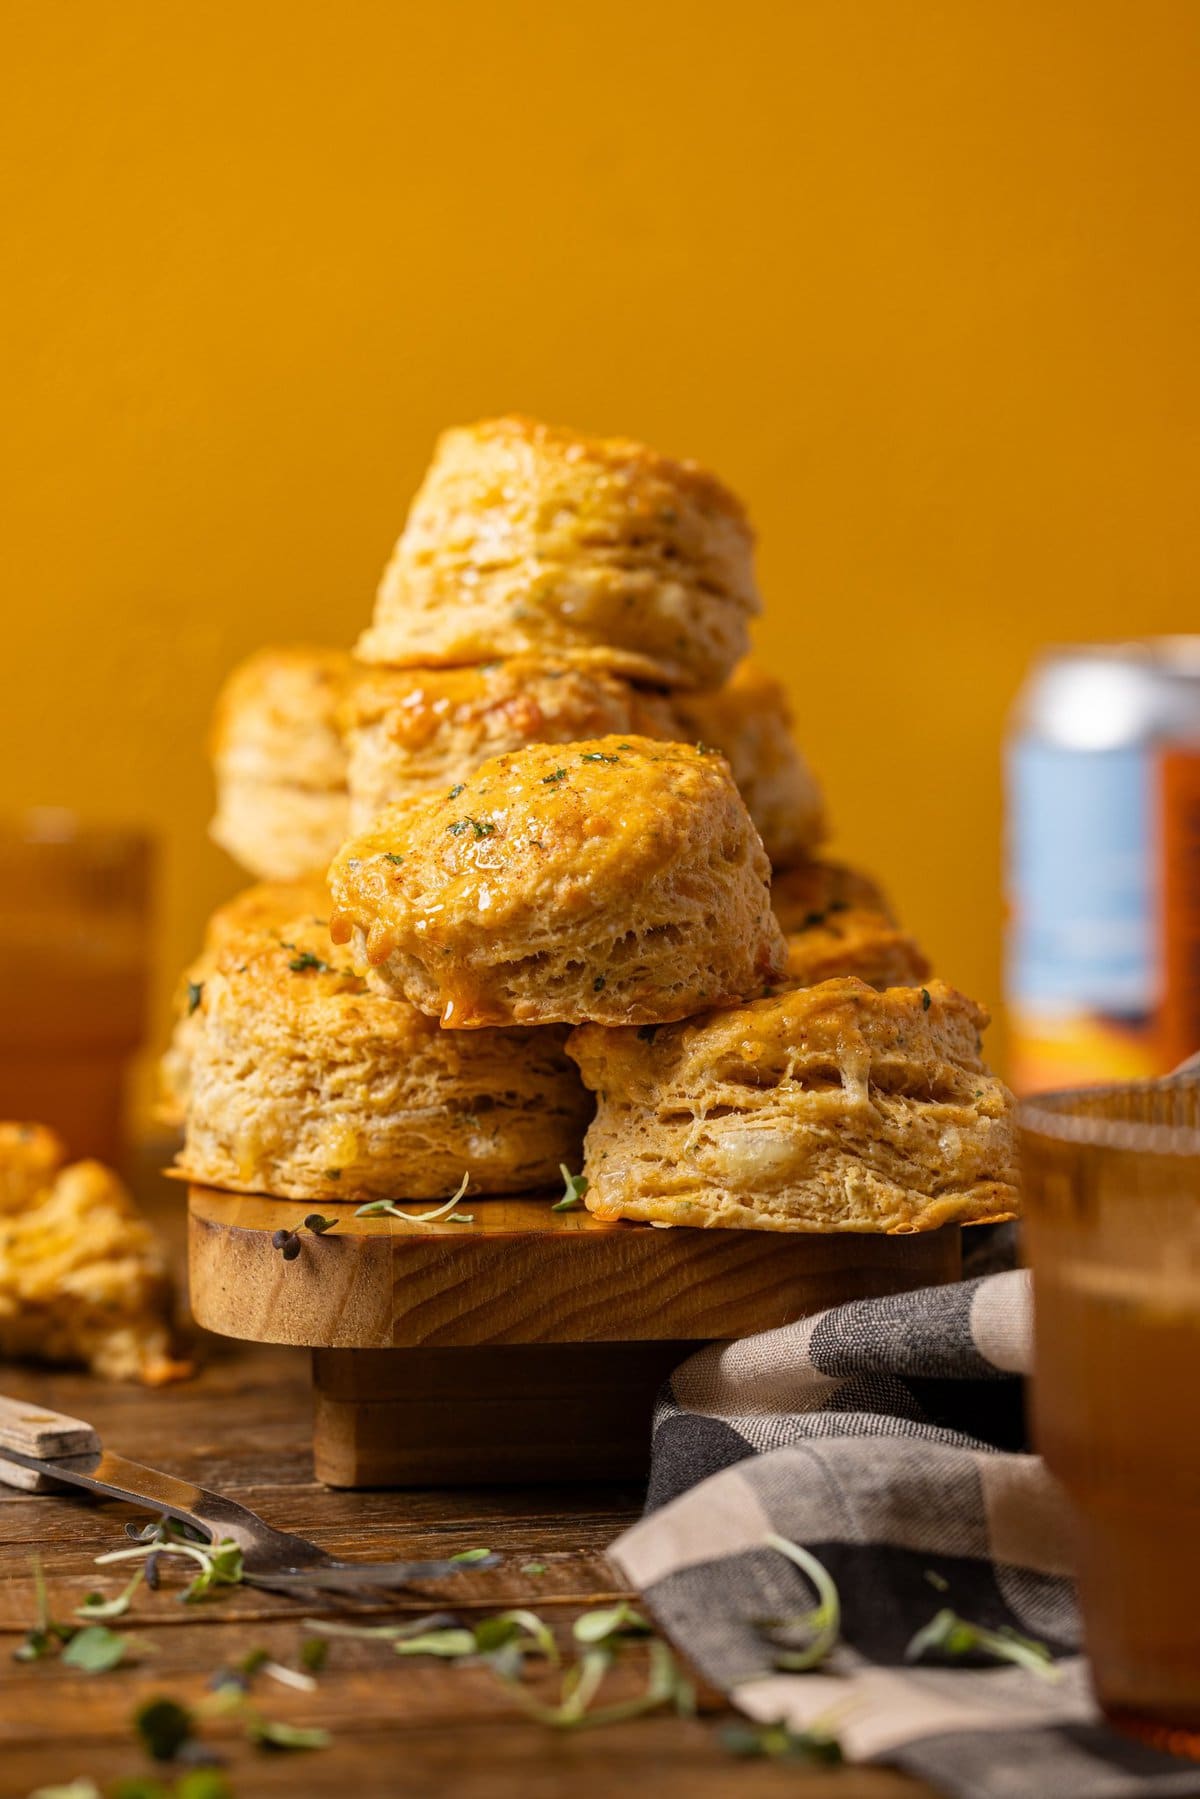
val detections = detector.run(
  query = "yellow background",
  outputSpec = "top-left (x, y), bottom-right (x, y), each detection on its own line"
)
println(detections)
top-left (3, 0), bottom-right (1200, 1105)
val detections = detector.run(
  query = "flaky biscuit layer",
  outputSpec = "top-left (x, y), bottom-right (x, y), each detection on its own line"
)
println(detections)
top-left (356, 417), bottom-right (759, 689)
top-left (675, 662), bottom-right (825, 865)
top-left (566, 978), bottom-right (1019, 1233)
top-left (342, 658), bottom-right (679, 832)
top-left (772, 860), bottom-right (931, 991)
top-left (157, 879), bottom-right (330, 1127)
top-left (329, 735), bottom-right (786, 1029)
top-left (209, 776), bottom-right (350, 882)
top-left (0, 1154), bottom-right (183, 1383)
top-left (177, 917), bottom-right (591, 1199)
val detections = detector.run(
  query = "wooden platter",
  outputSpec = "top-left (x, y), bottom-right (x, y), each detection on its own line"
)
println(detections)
top-left (188, 1186), bottom-right (962, 1488)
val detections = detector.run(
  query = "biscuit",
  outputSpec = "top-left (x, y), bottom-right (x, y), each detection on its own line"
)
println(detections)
top-left (772, 860), bottom-right (931, 990)
top-left (177, 916), bottom-right (591, 1199)
top-left (342, 658), bottom-right (680, 833)
top-left (566, 978), bottom-right (1019, 1233)
top-left (209, 646), bottom-right (351, 879)
top-left (0, 1121), bottom-right (65, 1214)
top-left (355, 417), bottom-right (759, 689)
top-left (329, 736), bottom-right (787, 1028)
top-left (0, 1153), bottom-right (186, 1383)
top-left (157, 878), bottom-right (330, 1127)
top-left (674, 662), bottom-right (825, 865)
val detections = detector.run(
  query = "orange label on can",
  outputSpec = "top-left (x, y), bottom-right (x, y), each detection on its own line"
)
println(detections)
top-left (1158, 748), bottom-right (1200, 1070)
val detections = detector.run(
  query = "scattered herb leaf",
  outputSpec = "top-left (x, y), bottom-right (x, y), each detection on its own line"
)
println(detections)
top-left (75, 1567), bottom-right (145, 1621)
top-left (271, 1228), bottom-right (301, 1261)
top-left (580, 752), bottom-right (620, 765)
top-left (246, 1717), bottom-right (331, 1752)
top-left (521, 1561), bottom-right (548, 1576)
top-left (186, 981), bottom-right (204, 1016)
top-left (383, 852), bottom-right (404, 866)
top-left (553, 1165), bottom-right (589, 1212)
top-left (720, 1719), bottom-right (843, 1763)
top-left (592, 974), bottom-right (606, 992)
top-left (303, 1214), bottom-right (338, 1235)
top-left (542, 768), bottom-right (568, 784)
top-left (448, 784), bottom-right (465, 799)
top-left (450, 1547), bottom-right (492, 1564)
top-left (135, 1695), bottom-right (195, 1761)
top-left (288, 950), bottom-right (332, 974)
top-left (299, 1637), bottom-right (328, 1674)
top-left (572, 1602), bottom-right (650, 1646)
top-left (921, 987), bottom-right (931, 1011)
top-left (61, 1625), bottom-right (132, 1674)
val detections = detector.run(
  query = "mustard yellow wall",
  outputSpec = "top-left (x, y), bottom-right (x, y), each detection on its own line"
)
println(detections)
top-left (4, 0), bottom-right (1200, 1103)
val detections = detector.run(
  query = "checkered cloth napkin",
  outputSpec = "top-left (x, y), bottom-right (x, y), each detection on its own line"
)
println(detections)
top-left (609, 1262), bottom-right (1200, 1798)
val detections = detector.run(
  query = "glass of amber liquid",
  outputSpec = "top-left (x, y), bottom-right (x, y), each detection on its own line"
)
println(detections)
top-left (1022, 1080), bottom-right (1200, 1753)
top-left (0, 812), bottom-right (151, 1168)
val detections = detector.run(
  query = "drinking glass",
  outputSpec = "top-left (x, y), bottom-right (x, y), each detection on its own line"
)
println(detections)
top-left (0, 811), bottom-right (151, 1167)
top-left (1021, 1080), bottom-right (1200, 1755)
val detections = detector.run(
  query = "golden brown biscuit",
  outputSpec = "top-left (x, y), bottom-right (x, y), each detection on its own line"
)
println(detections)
top-left (0, 1122), bottom-right (65, 1214)
top-left (177, 916), bottom-right (591, 1199)
top-left (209, 646), bottom-right (351, 880)
top-left (771, 860), bottom-right (931, 990)
top-left (567, 978), bottom-right (1019, 1233)
top-left (674, 662), bottom-right (826, 865)
top-left (0, 1153), bottom-right (186, 1382)
top-left (157, 879), bottom-right (331, 1127)
top-left (356, 417), bottom-right (759, 689)
top-left (329, 736), bottom-right (787, 1029)
top-left (342, 658), bottom-right (680, 833)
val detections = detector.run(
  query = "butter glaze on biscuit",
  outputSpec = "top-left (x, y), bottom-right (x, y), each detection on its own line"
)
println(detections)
top-left (675, 662), bottom-right (826, 866)
top-left (177, 917), bottom-right (590, 1199)
top-left (342, 658), bottom-right (679, 833)
top-left (566, 978), bottom-right (1018, 1233)
top-left (329, 735), bottom-right (787, 1029)
top-left (772, 860), bottom-right (931, 991)
top-left (356, 417), bottom-right (759, 690)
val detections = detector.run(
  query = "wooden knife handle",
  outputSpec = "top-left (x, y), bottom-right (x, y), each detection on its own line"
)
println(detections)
top-left (0, 1395), bottom-right (101, 1491)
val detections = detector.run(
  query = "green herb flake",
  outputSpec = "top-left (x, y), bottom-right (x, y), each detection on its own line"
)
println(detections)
top-left (299, 1637), bottom-right (328, 1674)
top-left (580, 752), bottom-right (620, 765)
top-left (542, 767), bottom-right (568, 784)
top-left (393, 1628), bottom-right (477, 1659)
top-left (553, 1165), bottom-right (589, 1212)
top-left (450, 1547), bottom-right (492, 1564)
top-left (921, 987), bottom-right (932, 1011)
top-left (289, 950), bottom-right (331, 974)
top-left (448, 783), bottom-right (466, 799)
top-left (592, 974), bottom-right (606, 992)
top-left (383, 851), bottom-right (404, 866)
top-left (572, 1602), bottom-right (650, 1646)
top-left (447, 816), bottom-right (496, 839)
top-left (186, 980), bottom-right (204, 1016)
top-left (303, 1214), bottom-right (339, 1234)
top-left (521, 1561), bottom-right (548, 1576)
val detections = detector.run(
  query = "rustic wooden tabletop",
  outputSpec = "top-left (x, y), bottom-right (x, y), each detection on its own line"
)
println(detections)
top-left (0, 1173), bottom-right (929, 1798)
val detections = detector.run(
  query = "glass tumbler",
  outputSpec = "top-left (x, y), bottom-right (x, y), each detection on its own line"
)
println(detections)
top-left (0, 811), bottom-right (151, 1167)
top-left (1021, 1080), bottom-right (1200, 1754)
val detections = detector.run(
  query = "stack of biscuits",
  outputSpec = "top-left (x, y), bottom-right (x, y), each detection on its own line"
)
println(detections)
top-left (169, 415), bottom-right (1019, 1235)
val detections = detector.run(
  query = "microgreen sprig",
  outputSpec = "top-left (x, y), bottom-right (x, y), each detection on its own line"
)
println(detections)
top-left (95, 1519), bottom-right (245, 1605)
top-left (904, 1607), bottom-right (1058, 1680)
top-left (552, 1165), bottom-right (588, 1212)
top-left (757, 1532), bottom-right (841, 1672)
top-left (355, 1172), bottom-right (473, 1225)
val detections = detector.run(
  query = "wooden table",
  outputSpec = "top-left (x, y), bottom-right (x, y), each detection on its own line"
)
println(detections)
top-left (0, 1173), bottom-right (927, 1798)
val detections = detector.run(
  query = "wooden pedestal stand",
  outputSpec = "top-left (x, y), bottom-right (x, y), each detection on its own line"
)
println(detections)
top-left (188, 1186), bottom-right (961, 1489)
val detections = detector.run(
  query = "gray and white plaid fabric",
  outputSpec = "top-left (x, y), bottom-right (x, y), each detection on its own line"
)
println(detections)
top-left (611, 1268), bottom-right (1200, 1798)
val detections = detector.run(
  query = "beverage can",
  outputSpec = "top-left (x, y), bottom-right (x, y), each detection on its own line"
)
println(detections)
top-left (1006, 637), bottom-right (1200, 1091)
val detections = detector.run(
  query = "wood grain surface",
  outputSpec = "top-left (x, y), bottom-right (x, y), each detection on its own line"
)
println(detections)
top-left (188, 1186), bottom-right (963, 1349)
top-left (0, 1327), bottom-right (929, 1798)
